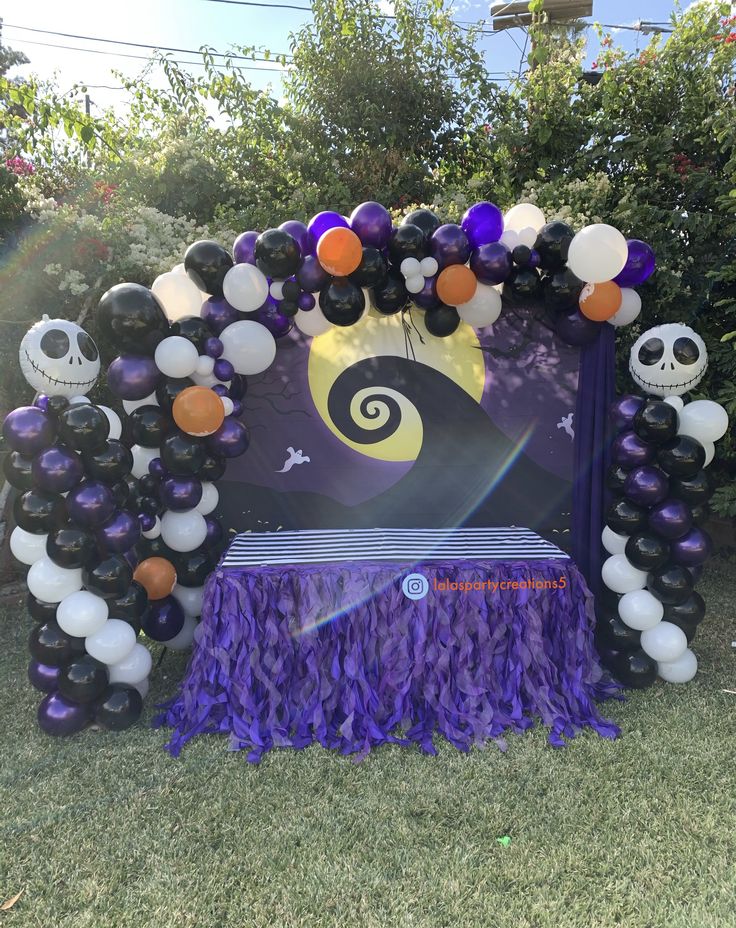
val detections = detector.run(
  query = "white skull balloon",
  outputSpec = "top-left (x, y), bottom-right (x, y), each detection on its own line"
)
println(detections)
top-left (19, 315), bottom-right (100, 397)
top-left (628, 323), bottom-right (707, 397)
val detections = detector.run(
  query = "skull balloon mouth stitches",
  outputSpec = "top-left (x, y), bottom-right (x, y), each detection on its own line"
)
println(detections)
top-left (627, 359), bottom-right (709, 393)
top-left (23, 349), bottom-right (99, 390)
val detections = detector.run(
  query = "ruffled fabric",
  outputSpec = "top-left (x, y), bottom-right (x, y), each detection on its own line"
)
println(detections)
top-left (157, 559), bottom-right (620, 761)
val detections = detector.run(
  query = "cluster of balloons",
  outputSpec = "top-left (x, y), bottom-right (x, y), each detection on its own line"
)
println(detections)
top-left (596, 323), bottom-right (727, 688)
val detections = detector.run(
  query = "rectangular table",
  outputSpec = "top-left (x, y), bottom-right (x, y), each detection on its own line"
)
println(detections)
top-left (160, 528), bottom-right (619, 760)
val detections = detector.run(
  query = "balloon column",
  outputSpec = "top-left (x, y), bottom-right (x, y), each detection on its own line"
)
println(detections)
top-left (598, 324), bottom-right (727, 687)
top-left (5, 317), bottom-right (149, 735)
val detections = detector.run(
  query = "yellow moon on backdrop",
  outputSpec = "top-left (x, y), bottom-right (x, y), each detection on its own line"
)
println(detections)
top-left (307, 310), bottom-right (486, 462)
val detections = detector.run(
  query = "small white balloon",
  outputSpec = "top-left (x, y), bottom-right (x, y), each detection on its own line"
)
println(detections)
top-left (516, 226), bottom-right (538, 249)
top-left (154, 336), bottom-right (199, 379)
top-left (608, 288), bottom-right (642, 327)
top-left (503, 202), bottom-right (545, 233)
top-left (677, 400), bottom-right (729, 444)
top-left (269, 280), bottom-right (285, 300)
top-left (196, 355), bottom-right (216, 377)
top-left (457, 283), bottom-right (502, 328)
top-left (219, 320), bottom-right (276, 376)
top-left (400, 257), bottom-right (421, 279)
top-left (618, 589), bottom-right (664, 631)
top-left (641, 621), bottom-right (688, 663)
top-left (123, 392), bottom-right (159, 415)
top-left (601, 554), bottom-right (647, 595)
top-left (161, 510), bottom-right (208, 553)
top-left (657, 648), bottom-right (697, 683)
top-left (133, 677), bottom-right (150, 699)
top-left (222, 263), bottom-right (269, 313)
top-left (663, 395), bottom-right (685, 412)
top-left (85, 618), bottom-right (137, 666)
top-left (10, 527), bottom-right (48, 566)
top-left (152, 271), bottom-right (203, 322)
top-left (567, 223), bottom-right (628, 284)
top-left (165, 613), bottom-right (198, 651)
top-left (27, 557), bottom-right (83, 603)
top-left (221, 397), bottom-right (234, 416)
top-left (295, 305), bottom-right (333, 337)
top-left (142, 516), bottom-right (162, 540)
top-left (602, 525), bottom-right (629, 556)
top-left (57, 590), bottom-right (109, 637)
top-left (702, 441), bottom-right (715, 468)
top-left (172, 262), bottom-right (186, 275)
top-left (191, 371), bottom-right (224, 388)
top-left (172, 583), bottom-right (204, 617)
top-left (68, 395), bottom-right (91, 406)
top-left (196, 482), bottom-right (219, 515)
top-left (499, 230), bottom-right (519, 250)
top-left (405, 274), bottom-right (425, 294)
top-left (108, 643), bottom-right (153, 686)
top-left (420, 257), bottom-right (438, 277)
top-left (131, 444), bottom-right (160, 480)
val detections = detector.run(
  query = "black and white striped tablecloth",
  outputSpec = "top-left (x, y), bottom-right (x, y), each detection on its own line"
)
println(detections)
top-left (220, 527), bottom-right (569, 568)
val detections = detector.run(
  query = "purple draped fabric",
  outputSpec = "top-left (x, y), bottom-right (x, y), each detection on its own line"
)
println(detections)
top-left (572, 325), bottom-right (616, 594)
top-left (158, 558), bottom-right (620, 761)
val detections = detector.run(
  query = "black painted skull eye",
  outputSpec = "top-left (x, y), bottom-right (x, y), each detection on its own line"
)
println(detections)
top-left (77, 331), bottom-right (99, 361)
top-left (673, 337), bottom-right (699, 365)
top-left (638, 338), bottom-right (664, 366)
top-left (39, 328), bottom-right (70, 359)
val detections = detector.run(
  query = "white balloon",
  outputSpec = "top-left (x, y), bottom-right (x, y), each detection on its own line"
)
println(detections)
top-left (191, 371), bottom-right (225, 389)
top-left (123, 392), bottom-right (159, 415)
top-left (219, 321), bottom-right (276, 376)
top-left (400, 257), bottom-right (421, 278)
top-left (57, 589), bottom-right (109, 637)
top-left (196, 482), bottom-right (219, 515)
top-left (618, 589), bottom-right (664, 631)
top-left (222, 263), bottom-right (269, 313)
top-left (10, 527), bottom-right (47, 566)
top-left (152, 271), bottom-right (203, 322)
top-left (503, 202), bottom-right (545, 233)
top-left (142, 516), bottom-right (162, 540)
top-left (516, 226), bottom-right (538, 248)
top-left (295, 306), bottom-right (333, 337)
top-left (420, 257), bottom-right (438, 277)
top-left (602, 525), bottom-right (629, 556)
top-left (221, 397), bottom-right (234, 416)
top-left (95, 405), bottom-right (122, 440)
top-left (161, 510), bottom-right (208, 552)
top-left (131, 444), bottom-right (160, 479)
top-left (133, 677), bottom-right (150, 699)
top-left (457, 283), bottom-right (502, 328)
top-left (196, 355), bottom-right (215, 377)
top-left (663, 395), bottom-right (685, 412)
top-left (172, 583), bottom-right (204, 617)
top-left (499, 230), bottom-right (519, 250)
top-left (108, 643), bottom-right (152, 686)
top-left (702, 441), bottom-right (715, 467)
top-left (567, 224), bottom-right (628, 284)
top-left (85, 618), bottom-right (136, 666)
top-left (269, 280), bottom-right (285, 300)
top-left (19, 317), bottom-right (100, 398)
top-left (172, 262), bottom-right (186, 275)
top-left (68, 395), bottom-right (91, 405)
top-left (154, 336), bottom-right (199, 379)
top-left (601, 554), bottom-right (647, 594)
top-left (405, 273), bottom-right (425, 294)
top-left (165, 613), bottom-right (198, 651)
top-left (608, 288), bottom-right (641, 327)
top-left (657, 648), bottom-right (698, 683)
top-left (677, 400), bottom-right (728, 444)
top-left (641, 621), bottom-right (687, 663)
top-left (27, 557), bottom-right (83, 603)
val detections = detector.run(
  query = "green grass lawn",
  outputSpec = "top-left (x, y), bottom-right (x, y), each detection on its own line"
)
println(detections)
top-left (1, 559), bottom-right (734, 928)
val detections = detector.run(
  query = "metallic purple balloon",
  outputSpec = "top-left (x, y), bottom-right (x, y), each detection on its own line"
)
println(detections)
top-left (613, 239), bottom-right (656, 288)
top-left (232, 230), bottom-right (259, 265)
top-left (307, 211), bottom-right (348, 247)
top-left (204, 337), bottom-right (224, 359)
top-left (205, 515), bottom-right (223, 546)
top-left (669, 527), bottom-right (712, 567)
top-left (469, 243), bottom-right (512, 285)
top-left (107, 354), bottom-right (160, 401)
top-left (611, 431), bottom-right (656, 468)
top-left (28, 659), bottom-right (62, 693)
top-left (529, 249), bottom-right (541, 268)
top-left (32, 444), bottom-right (84, 494)
top-left (610, 395), bottom-right (645, 432)
top-left (206, 418), bottom-right (249, 458)
top-left (412, 275), bottom-right (443, 311)
top-left (623, 466), bottom-right (669, 507)
top-left (555, 308), bottom-right (601, 347)
top-left (461, 201), bottom-right (503, 249)
top-left (297, 254), bottom-right (330, 292)
top-left (35, 394), bottom-right (50, 412)
top-left (143, 594), bottom-right (185, 642)
top-left (98, 509), bottom-right (141, 553)
top-left (148, 457), bottom-right (167, 478)
top-left (212, 384), bottom-right (228, 397)
top-left (202, 297), bottom-right (238, 335)
top-left (430, 224), bottom-right (471, 269)
top-left (37, 691), bottom-right (90, 736)
top-left (214, 358), bottom-right (235, 381)
top-left (649, 499), bottom-right (693, 540)
top-left (298, 291), bottom-right (315, 311)
top-left (255, 301), bottom-right (293, 338)
top-left (139, 513), bottom-right (156, 533)
top-left (2, 406), bottom-right (56, 456)
top-left (160, 476), bottom-right (203, 512)
top-left (279, 220), bottom-right (313, 257)
top-left (350, 201), bottom-right (393, 249)
top-left (67, 480), bottom-right (116, 527)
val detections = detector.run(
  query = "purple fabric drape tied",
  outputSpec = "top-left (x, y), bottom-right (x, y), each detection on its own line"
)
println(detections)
top-left (157, 558), bottom-right (620, 761)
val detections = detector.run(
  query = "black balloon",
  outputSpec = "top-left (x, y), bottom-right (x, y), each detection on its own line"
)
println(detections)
top-left (156, 376), bottom-right (195, 413)
top-left (46, 525), bottom-right (98, 569)
top-left (57, 404), bottom-right (109, 453)
top-left (111, 481), bottom-right (130, 507)
top-left (58, 654), bottom-right (109, 704)
top-left (663, 592), bottom-right (705, 626)
top-left (534, 221), bottom-right (575, 271)
top-left (388, 224), bottom-right (426, 264)
top-left (138, 495), bottom-right (161, 517)
top-left (200, 453), bottom-right (227, 482)
top-left (595, 611), bottom-right (641, 652)
top-left (127, 405), bottom-right (169, 448)
top-left (279, 299), bottom-right (299, 318)
top-left (511, 245), bottom-right (532, 267)
top-left (624, 533), bottom-right (671, 571)
top-left (282, 279), bottom-right (300, 302)
top-left (160, 430), bottom-right (207, 476)
top-left (402, 208), bottom-right (440, 242)
top-left (669, 470), bottom-right (712, 505)
top-left (605, 498), bottom-right (647, 536)
top-left (372, 271), bottom-right (408, 315)
top-left (657, 435), bottom-right (706, 478)
top-left (170, 315), bottom-right (211, 353)
top-left (26, 592), bottom-right (59, 623)
top-left (109, 581), bottom-right (149, 635)
top-left (505, 266), bottom-right (542, 303)
top-left (319, 279), bottom-right (366, 327)
top-left (174, 546), bottom-right (216, 587)
top-left (29, 620), bottom-right (85, 666)
top-left (84, 440), bottom-right (134, 485)
top-left (94, 683), bottom-right (143, 731)
top-left (665, 614), bottom-right (698, 644)
top-left (97, 282), bottom-right (169, 356)
top-left (647, 564), bottom-right (693, 605)
top-left (605, 464), bottom-right (630, 496)
top-left (254, 229), bottom-right (301, 280)
top-left (137, 534), bottom-right (177, 562)
top-left (425, 305), bottom-right (460, 338)
top-left (543, 267), bottom-right (584, 311)
top-left (46, 395), bottom-right (70, 417)
top-left (82, 555), bottom-right (133, 600)
top-left (349, 247), bottom-right (388, 288)
top-left (607, 649), bottom-right (658, 689)
top-left (184, 239), bottom-right (233, 298)
top-left (633, 400), bottom-right (678, 445)
top-left (138, 474), bottom-right (160, 497)
top-left (3, 450), bottom-right (34, 490)
top-left (14, 488), bottom-right (67, 534)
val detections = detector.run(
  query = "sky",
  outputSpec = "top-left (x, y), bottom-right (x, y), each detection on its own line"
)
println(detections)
top-left (1, 0), bottom-right (703, 115)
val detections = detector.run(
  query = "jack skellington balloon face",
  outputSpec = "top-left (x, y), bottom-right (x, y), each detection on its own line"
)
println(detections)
top-left (19, 316), bottom-right (100, 398)
top-left (629, 323), bottom-right (707, 398)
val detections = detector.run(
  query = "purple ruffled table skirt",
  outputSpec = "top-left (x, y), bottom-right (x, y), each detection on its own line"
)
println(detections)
top-left (159, 559), bottom-right (620, 761)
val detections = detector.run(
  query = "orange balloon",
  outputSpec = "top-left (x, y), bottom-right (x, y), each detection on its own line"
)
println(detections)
top-left (579, 281), bottom-right (622, 321)
top-left (172, 386), bottom-right (225, 437)
top-left (436, 265), bottom-right (478, 307)
top-left (316, 227), bottom-right (363, 277)
top-left (133, 557), bottom-right (177, 601)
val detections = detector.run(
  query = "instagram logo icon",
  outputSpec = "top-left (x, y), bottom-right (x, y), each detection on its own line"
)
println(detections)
top-left (401, 573), bottom-right (429, 600)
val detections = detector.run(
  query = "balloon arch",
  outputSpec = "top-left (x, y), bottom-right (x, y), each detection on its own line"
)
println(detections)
top-left (2, 199), bottom-right (727, 735)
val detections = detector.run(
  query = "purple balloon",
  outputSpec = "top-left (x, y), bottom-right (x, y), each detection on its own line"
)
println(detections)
top-left (206, 418), bottom-right (249, 458)
top-left (350, 201), bottom-right (393, 249)
top-left (623, 466), bottom-right (669, 507)
top-left (670, 527), bottom-right (712, 567)
top-left (279, 220), bottom-right (313, 257)
top-left (148, 457), bottom-right (166, 479)
top-left (430, 224), bottom-right (471, 269)
top-left (611, 431), bottom-right (656, 468)
top-left (412, 276), bottom-right (443, 311)
top-left (98, 509), bottom-right (140, 553)
top-left (609, 395), bottom-right (645, 432)
top-left (613, 240), bottom-right (656, 288)
top-left (297, 254), bottom-right (331, 293)
top-left (255, 301), bottom-right (294, 339)
top-left (212, 384), bottom-right (228, 397)
top-left (555, 308), bottom-right (601, 347)
top-left (108, 355), bottom-right (160, 401)
top-left (232, 230), bottom-right (259, 265)
top-left (28, 659), bottom-right (62, 693)
top-left (469, 243), bottom-right (512, 285)
top-left (231, 400), bottom-right (243, 417)
top-left (35, 394), bottom-right (50, 412)
top-left (307, 211), bottom-right (348, 247)
top-left (202, 297), bottom-right (238, 335)
top-left (2, 406), bottom-right (56, 456)
top-left (67, 480), bottom-right (116, 528)
top-left (32, 444), bottom-right (84, 494)
top-left (142, 595), bottom-right (185, 642)
top-left (205, 515), bottom-right (223, 546)
top-left (139, 512), bottom-right (156, 532)
top-left (214, 358), bottom-right (235, 381)
top-left (649, 499), bottom-right (693, 540)
top-left (204, 337), bottom-right (224, 359)
top-left (461, 201), bottom-right (504, 249)
top-left (160, 476), bottom-right (203, 512)
top-left (529, 249), bottom-right (541, 268)
top-left (298, 291), bottom-right (315, 311)
top-left (37, 691), bottom-right (90, 736)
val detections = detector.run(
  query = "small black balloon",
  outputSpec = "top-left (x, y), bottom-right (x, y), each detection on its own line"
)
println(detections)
top-left (184, 239), bottom-right (233, 298)
top-left (254, 229), bottom-right (301, 280)
top-left (425, 305), bottom-right (460, 338)
top-left (26, 593), bottom-right (59, 624)
top-left (97, 282), bottom-right (169, 356)
top-left (46, 525), bottom-right (98, 569)
top-left (174, 546), bottom-right (216, 587)
top-left (82, 555), bottom-right (133, 600)
top-left (647, 564), bottom-right (694, 605)
top-left (57, 404), bottom-right (109, 453)
top-left (669, 470), bottom-right (712, 505)
top-left (200, 453), bottom-right (227, 482)
top-left (160, 430), bottom-right (207, 476)
top-left (3, 451), bottom-right (35, 490)
top-left (657, 435), bottom-right (706, 478)
top-left (319, 279), bottom-right (366, 327)
top-left (511, 245), bottom-right (532, 267)
top-left (605, 464), bottom-right (630, 496)
top-left (58, 654), bottom-right (109, 705)
top-left (402, 209), bottom-right (440, 242)
top-left (138, 496), bottom-right (161, 517)
top-left (388, 224), bottom-right (426, 265)
top-left (169, 315), bottom-right (211, 353)
top-left (372, 271), bottom-right (408, 315)
top-left (136, 535), bottom-right (177, 563)
top-left (534, 221), bottom-right (575, 271)
top-left (282, 279), bottom-right (300, 302)
top-left (663, 591), bottom-right (705, 626)
top-left (543, 267), bottom-right (584, 311)
top-left (606, 498), bottom-right (647, 536)
top-left (14, 488), bottom-right (67, 535)
top-left (127, 405), bottom-right (169, 448)
top-left (279, 300), bottom-right (299, 318)
top-left (624, 533), bottom-right (671, 571)
top-left (138, 474), bottom-right (160, 497)
top-left (633, 400), bottom-right (678, 445)
top-left (46, 395), bottom-right (70, 417)
top-left (607, 649), bottom-right (658, 689)
top-left (349, 247), bottom-right (388, 288)
top-left (94, 683), bottom-right (143, 731)
top-left (156, 377), bottom-right (195, 413)
top-left (505, 266), bottom-right (542, 303)
top-left (29, 620), bottom-right (85, 666)
top-left (595, 610), bottom-right (641, 653)
top-left (84, 440), bottom-right (134, 485)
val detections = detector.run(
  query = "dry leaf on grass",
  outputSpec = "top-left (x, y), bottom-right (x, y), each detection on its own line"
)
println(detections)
top-left (0, 889), bottom-right (24, 911)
